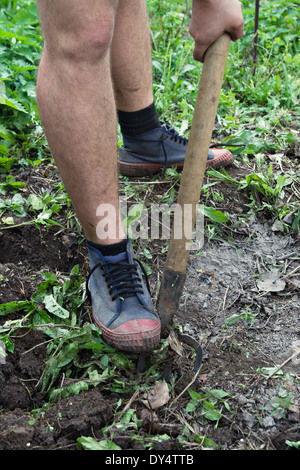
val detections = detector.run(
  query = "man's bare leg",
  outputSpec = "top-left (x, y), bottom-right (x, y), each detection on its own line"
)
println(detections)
top-left (111, 0), bottom-right (237, 177)
top-left (36, 0), bottom-right (124, 244)
top-left (111, 0), bottom-right (153, 112)
top-left (35, 0), bottom-right (161, 354)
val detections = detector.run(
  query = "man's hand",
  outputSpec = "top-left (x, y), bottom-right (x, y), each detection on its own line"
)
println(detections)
top-left (189, 0), bottom-right (244, 62)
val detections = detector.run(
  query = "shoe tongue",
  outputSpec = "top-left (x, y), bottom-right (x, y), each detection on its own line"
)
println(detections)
top-left (103, 251), bottom-right (128, 264)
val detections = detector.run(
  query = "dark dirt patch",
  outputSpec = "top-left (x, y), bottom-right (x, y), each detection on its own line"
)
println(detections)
top-left (0, 160), bottom-right (299, 451)
top-left (0, 328), bottom-right (47, 412)
top-left (0, 382), bottom-right (112, 450)
top-left (0, 327), bottom-right (109, 450)
top-left (0, 224), bottom-right (86, 273)
top-left (0, 225), bottom-right (87, 303)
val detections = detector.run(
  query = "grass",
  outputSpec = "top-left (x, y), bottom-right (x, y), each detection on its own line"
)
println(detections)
top-left (0, 0), bottom-right (299, 450)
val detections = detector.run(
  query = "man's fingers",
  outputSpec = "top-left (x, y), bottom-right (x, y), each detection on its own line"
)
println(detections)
top-left (193, 21), bottom-right (243, 62)
top-left (193, 42), bottom-right (210, 63)
top-left (228, 17), bottom-right (244, 41)
top-left (230, 26), bottom-right (244, 42)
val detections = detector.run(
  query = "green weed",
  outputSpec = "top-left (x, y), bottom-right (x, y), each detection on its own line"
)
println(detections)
top-left (0, 1), bottom-right (44, 158)
top-left (207, 165), bottom-right (298, 228)
top-left (186, 388), bottom-right (233, 427)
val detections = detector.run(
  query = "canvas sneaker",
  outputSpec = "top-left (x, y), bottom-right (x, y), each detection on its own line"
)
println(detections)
top-left (86, 239), bottom-right (160, 352)
top-left (118, 122), bottom-right (234, 177)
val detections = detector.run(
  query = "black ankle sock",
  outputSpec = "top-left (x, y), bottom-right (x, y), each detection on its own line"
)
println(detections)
top-left (87, 238), bottom-right (128, 257)
top-left (118, 102), bottom-right (161, 136)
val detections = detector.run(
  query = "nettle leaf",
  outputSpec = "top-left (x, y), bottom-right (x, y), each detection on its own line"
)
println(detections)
top-left (63, 265), bottom-right (82, 294)
top-left (11, 192), bottom-right (25, 205)
top-left (12, 8), bottom-right (40, 26)
top-left (10, 193), bottom-right (27, 217)
top-left (0, 156), bottom-right (16, 171)
top-left (0, 29), bottom-right (40, 48)
top-left (1, 335), bottom-right (14, 354)
top-left (0, 93), bottom-right (28, 113)
top-left (0, 123), bottom-right (16, 143)
top-left (39, 324), bottom-right (109, 392)
top-left (0, 144), bottom-right (8, 155)
top-left (37, 208), bottom-right (53, 221)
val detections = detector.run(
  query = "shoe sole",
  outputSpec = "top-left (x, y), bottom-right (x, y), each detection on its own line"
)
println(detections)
top-left (93, 316), bottom-right (161, 353)
top-left (119, 149), bottom-right (234, 177)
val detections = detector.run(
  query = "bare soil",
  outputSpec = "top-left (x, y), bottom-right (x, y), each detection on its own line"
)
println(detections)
top-left (0, 159), bottom-right (299, 451)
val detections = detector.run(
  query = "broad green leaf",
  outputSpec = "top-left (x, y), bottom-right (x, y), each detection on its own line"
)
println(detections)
top-left (194, 434), bottom-right (220, 449)
top-left (204, 409), bottom-right (222, 421)
top-left (0, 181), bottom-right (26, 191)
top-left (37, 208), bottom-right (53, 220)
top-left (13, 7), bottom-right (40, 26)
top-left (201, 206), bottom-right (229, 223)
top-left (27, 193), bottom-right (44, 211)
top-left (0, 143), bottom-right (8, 155)
top-left (207, 168), bottom-right (239, 186)
top-left (43, 294), bottom-right (70, 319)
top-left (77, 436), bottom-right (122, 451)
top-left (0, 124), bottom-right (16, 143)
top-left (0, 156), bottom-right (15, 171)
top-left (152, 59), bottom-right (164, 74)
top-left (0, 29), bottom-right (40, 48)
top-left (0, 93), bottom-right (27, 113)
top-left (188, 389), bottom-right (203, 401)
top-left (225, 313), bottom-right (240, 325)
top-left (1, 216), bottom-right (14, 225)
top-left (0, 300), bottom-right (35, 316)
top-left (210, 389), bottom-right (230, 399)
top-left (41, 272), bottom-right (59, 283)
top-left (49, 380), bottom-right (89, 403)
top-left (285, 440), bottom-right (300, 449)
top-left (1, 335), bottom-right (14, 354)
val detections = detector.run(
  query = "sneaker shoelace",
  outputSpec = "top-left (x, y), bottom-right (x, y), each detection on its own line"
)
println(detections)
top-left (86, 256), bottom-right (150, 302)
top-left (159, 122), bottom-right (188, 177)
top-left (160, 122), bottom-right (188, 146)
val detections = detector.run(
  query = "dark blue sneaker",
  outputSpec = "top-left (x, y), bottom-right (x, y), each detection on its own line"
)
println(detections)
top-left (86, 239), bottom-right (160, 352)
top-left (118, 122), bottom-right (234, 177)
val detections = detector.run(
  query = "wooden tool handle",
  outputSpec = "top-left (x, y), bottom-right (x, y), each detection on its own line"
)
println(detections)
top-left (166, 33), bottom-right (231, 272)
top-left (158, 34), bottom-right (231, 336)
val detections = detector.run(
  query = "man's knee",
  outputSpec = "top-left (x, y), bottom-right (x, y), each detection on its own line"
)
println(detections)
top-left (38, 3), bottom-right (116, 64)
top-left (61, 20), bottom-right (115, 64)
